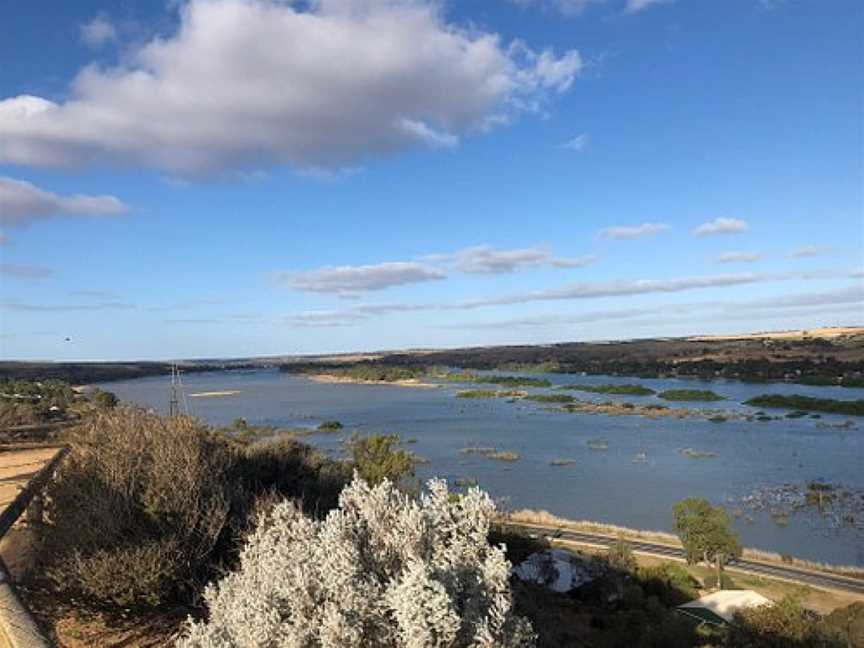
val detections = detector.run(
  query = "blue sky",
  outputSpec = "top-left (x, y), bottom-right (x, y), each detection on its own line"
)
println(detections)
top-left (0, 0), bottom-right (861, 361)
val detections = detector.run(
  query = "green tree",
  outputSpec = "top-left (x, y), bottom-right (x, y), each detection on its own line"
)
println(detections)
top-left (89, 388), bottom-right (119, 409)
top-left (348, 433), bottom-right (415, 487)
top-left (672, 497), bottom-right (740, 589)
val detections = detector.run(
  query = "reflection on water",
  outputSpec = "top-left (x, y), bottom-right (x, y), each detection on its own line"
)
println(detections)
top-left (99, 369), bottom-right (864, 566)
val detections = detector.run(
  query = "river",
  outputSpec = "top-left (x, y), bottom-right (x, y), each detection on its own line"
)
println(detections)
top-left (98, 368), bottom-right (864, 566)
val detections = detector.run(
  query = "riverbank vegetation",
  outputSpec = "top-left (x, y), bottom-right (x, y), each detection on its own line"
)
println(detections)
top-left (456, 389), bottom-right (500, 399)
top-left (14, 403), bottom-right (864, 646)
top-left (0, 379), bottom-right (119, 437)
top-left (282, 363), bottom-right (422, 383)
top-left (744, 394), bottom-right (864, 416)
top-left (371, 328), bottom-right (864, 384)
top-left (659, 389), bottom-right (724, 402)
top-left (524, 393), bottom-right (576, 404)
top-left (444, 372), bottom-right (552, 388)
top-left (560, 383), bottom-right (656, 396)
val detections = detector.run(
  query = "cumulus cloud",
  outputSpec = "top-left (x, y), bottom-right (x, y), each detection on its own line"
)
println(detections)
top-left (598, 222), bottom-right (669, 240)
top-left (0, 0), bottom-right (583, 177)
top-left (0, 177), bottom-right (128, 228)
top-left (0, 263), bottom-right (53, 279)
top-left (80, 15), bottom-right (117, 48)
top-left (283, 262), bottom-right (445, 296)
top-left (560, 133), bottom-right (589, 151)
top-left (453, 245), bottom-right (595, 274)
top-left (717, 251), bottom-right (762, 264)
top-left (694, 217), bottom-right (749, 236)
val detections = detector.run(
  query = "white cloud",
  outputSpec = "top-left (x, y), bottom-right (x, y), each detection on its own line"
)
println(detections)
top-left (440, 285), bottom-right (863, 331)
top-left (398, 119), bottom-right (458, 149)
top-left (0, 0), bottom-right (582, 177)
top-left (717, 251), bottom-right (762, 264)
top-left (286, 310), bottom-right (368, 327)
top-left (598, 222), bottom-right (669, 240)
top-left (624, 0), bottom-right (675, 13)
top-left (2, 300), bottom-right (134, 312)
top-left (282, 262), bottom-right (445, 296)
top-left (80, 15), bottom-right (117, 48)
top-left (284, 269), bottom-right (833, 325)
top-left (560, 133), bottom-right (589, 151)
top-left (0, 263), bottom-right (53, 279)
top-left (463, 273), bottom-right (768, 307)
top-left (453, 245), bottom-right (596, 274)
top-left (693, 217), bottom-right (749, 236)
top-left (0, 176), bottom-right (129, 228)
top-left (440, 306), bottom-right (658, 330)
top-left (790, 245), bottom-right (828, 258)
top-left (509, 0), bottom-right (673, 16)
top-left (737, 284), bottom-right (863, 310)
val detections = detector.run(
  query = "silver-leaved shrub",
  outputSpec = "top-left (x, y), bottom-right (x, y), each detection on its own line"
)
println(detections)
top-left (180, 475), bottom-right (535, 647)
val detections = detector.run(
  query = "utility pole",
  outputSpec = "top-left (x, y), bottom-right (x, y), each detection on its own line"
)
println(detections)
top-left (169, 364), bottom-right (179, 417)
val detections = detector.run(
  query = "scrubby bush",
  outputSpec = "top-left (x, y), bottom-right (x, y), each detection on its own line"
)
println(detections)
top-left (347, 433), bottom-right (416, 487)
top-left (180, 476), bottom-right (536, 647)
top-left (88, 388), bottom-right (118, 409)
top-left (607, 538), bottom-right (638, 574)
top-left (42, 407), bottom-right (234, 607)
top-left (236, 434), bottom-right (350, 515)
top-left (637, 563), bottom-right (699, 606)
top-left (727, 596), bottom-right (843, 647)
top-left (825, 602), bottom-right (864, 647)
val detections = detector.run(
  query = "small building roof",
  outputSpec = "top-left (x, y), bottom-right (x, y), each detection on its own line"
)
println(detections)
top-left (678, 590), bottom-right (773, 624)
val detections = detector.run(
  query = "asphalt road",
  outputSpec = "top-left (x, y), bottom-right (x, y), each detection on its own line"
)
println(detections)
top-left (505, 523), bottom-right (864, 595)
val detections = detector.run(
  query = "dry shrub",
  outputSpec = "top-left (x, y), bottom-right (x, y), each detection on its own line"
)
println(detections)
top-left (235, 434), bottom-right (351, 517)
top-left (728, 596), bottom-right (843, 647)
top-left (43, 407), bottom-right (234, 608)
top-left (0, 401), bottom-right (44, 427)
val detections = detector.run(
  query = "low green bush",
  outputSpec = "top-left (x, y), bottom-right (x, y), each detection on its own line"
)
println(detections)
top-left (524, 393), bottom-right (575, 404)
top-left (636, 563), bottom-right (699, 606)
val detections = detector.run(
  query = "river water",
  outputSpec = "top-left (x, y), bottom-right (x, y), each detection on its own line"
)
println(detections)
top-left (99, 369), bottom-right (864, 566)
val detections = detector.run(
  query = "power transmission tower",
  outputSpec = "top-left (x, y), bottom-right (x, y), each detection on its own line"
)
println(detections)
top-left (169, 364), bottom-right (180, 417)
